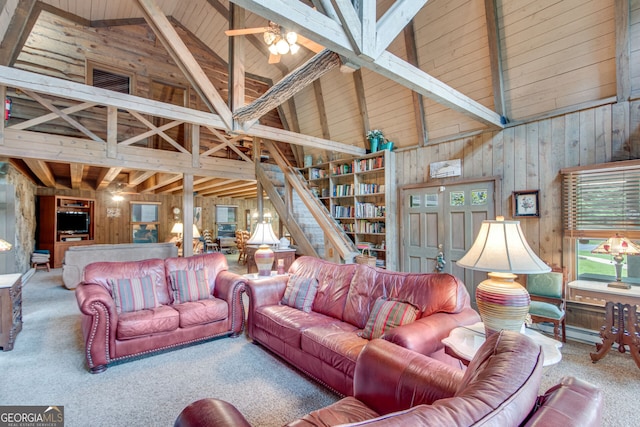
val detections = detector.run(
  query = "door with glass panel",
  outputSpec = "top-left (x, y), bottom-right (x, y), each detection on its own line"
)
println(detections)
top-left (400, 180), bottom-right (496, 306)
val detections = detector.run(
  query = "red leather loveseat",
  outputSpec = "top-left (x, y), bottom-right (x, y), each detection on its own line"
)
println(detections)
top-left (245, 256), bottom-right (480, 396)
top-left (175, 332), bottom-right (603, 427)
top-left (75, 252), bottom-right (246, 373)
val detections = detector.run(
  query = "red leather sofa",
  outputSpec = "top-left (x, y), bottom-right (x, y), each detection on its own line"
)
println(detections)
top-left (245, 256), bottom-right (480, 396)
top-left (75, 253), bottom-right (246, 373)
top-left (174, 331), bottom-right (603, 427)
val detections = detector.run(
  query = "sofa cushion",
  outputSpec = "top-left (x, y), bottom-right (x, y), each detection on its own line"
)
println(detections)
top-left (289, 256), bottom-right (355, 320)
top-left (301, 323), bottom-right (365, 377)
top-left (281, 275), bottom-right (318, 313)
top-left (117, 305), bottom-right (180, 340)
top-left (170, 269), bottom-right (210, 303)
top-left (253, 305), bottom-right (340, 348)
top-left (360, 297), bottom-right (419, 340)
top-left (109, 276), bottom-right (158, 313)
top-left (173, 298), bottom-right (228, 328)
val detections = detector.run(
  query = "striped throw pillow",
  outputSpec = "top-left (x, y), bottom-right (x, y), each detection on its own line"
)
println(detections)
top-left (109, 276), bottom-right (158, 313)
top-left (360, 297), bottom-right (419, 340)
top-left (170, 269), bottom-right (210, 303)
top-left (281, 275), bottom-right (318, 313)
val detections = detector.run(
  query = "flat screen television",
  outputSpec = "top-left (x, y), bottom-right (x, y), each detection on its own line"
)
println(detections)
top-left (57, 211), bottom-right (90, 234)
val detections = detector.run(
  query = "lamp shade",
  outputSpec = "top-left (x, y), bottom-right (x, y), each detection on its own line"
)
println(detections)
top-left (457, 217), bottom-right (549, 336)
top-left (0, 238), bottom-right (12, 252)
top-left (591, 234), bottom-right (640, 256)
top-left (457, 217), bottom-right (550, 274)
top-left (247, 222), bottom-right (279, 245)
top-left (171, 223), bottom-right (183, 234)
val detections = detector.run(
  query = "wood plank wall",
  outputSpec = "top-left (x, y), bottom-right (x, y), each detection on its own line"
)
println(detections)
top-left (632, 0), bottom-right (640, 99)
top-left (395, 100), bottom-right (640, 271)
top-left (35, 187), bottom-right (265, 245)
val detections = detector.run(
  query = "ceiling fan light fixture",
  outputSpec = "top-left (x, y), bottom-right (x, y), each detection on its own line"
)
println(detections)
top-left (276, 38), bottom-right (290, 54)
top-left (263, 31), bottom-right (276, 45)
top-left (285, 31), bottom-right (298, 44)
top-left (289, 43), bottom-right (300, 54)
top-left (268, 43), bottom-right (279, 55)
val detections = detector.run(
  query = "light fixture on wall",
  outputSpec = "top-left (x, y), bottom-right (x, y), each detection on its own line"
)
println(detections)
top-left (263, 22), bottom-right (300, 55)
top-left (247, 221), bottom-right (280, 276)
top-left (591, 233), bottom-right (640, 289)
top-left (457, 216), bottom-right (551, 336)
top-left (0, 238), bottom-right (12, 252)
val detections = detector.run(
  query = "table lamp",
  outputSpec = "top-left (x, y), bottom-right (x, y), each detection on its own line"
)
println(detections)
top-left (247, 221), bottom-right (280, 276)
top-left (591, 233), bottom-right (640, 289)
top-left (457, 216), bottom-right (551, 336)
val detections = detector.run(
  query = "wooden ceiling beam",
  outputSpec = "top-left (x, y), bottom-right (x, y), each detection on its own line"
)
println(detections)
top-left (0, 66), bottom-right (362, 156)
top-left (69, 163), bottom-right (84, 189)
top-left (96, 167), bottom-right (123, 190)
top-left (136, 0), bottom-right (233, 129)
top-left (230, 0), bottom-right (503, 128)
top-left (128, 170), bottom-right (157, 186)
top-left (137, 173), bottom-right (183, 193)
top-left (23, 159), bottom-right (56, 187)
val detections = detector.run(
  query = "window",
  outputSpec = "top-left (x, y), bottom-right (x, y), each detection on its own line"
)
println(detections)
top-left (131, 202), bottom-right (160, 243)
top-left (562, 161), bottom-right (640, 283)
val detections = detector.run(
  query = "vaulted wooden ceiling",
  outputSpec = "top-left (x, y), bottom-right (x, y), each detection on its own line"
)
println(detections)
top-left (1, 0), bottom-right (620, 199)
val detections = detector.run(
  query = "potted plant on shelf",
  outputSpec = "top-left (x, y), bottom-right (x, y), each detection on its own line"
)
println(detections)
top-left (366, 129), bottom-right (385, 152)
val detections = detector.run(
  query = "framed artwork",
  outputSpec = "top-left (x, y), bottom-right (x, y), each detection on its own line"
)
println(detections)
top-left (513, 190), bottom-right (539, 217)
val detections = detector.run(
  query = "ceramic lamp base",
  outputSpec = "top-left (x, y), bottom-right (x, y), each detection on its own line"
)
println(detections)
top-left (254, 244), bottom-right (275, 277)
top-left (476, 272), bottom-right (531, 336)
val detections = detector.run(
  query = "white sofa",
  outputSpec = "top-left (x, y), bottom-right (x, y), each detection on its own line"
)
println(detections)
top-left (62, 242), bottom-right (178, 289)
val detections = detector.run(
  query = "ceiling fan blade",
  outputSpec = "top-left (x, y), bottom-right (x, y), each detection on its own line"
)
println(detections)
top-left (225, 27), bottom-right (271, 36)
top-left (268, 53), bottom-right (281, 64)
top-left (297, 35), bottom-right (324, 53)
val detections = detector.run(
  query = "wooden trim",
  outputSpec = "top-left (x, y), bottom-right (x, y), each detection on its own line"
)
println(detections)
top-left (615, 0), bottom-right (631, 102)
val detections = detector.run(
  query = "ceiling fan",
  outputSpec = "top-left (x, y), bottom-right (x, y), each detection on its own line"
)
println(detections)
top-left (225, 21), bottom-right (324, 64)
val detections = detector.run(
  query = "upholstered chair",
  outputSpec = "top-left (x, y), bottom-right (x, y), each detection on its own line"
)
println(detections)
top-left (526, 268), bottom-right (566, 342)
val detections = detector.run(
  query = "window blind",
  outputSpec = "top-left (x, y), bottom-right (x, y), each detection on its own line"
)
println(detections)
top-left (562, 164), bottom-right (640, 236)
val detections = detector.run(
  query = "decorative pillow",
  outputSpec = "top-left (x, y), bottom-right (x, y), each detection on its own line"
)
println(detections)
top-left (281, 275), bottom-right (319, 313)
top-left (360, 297), bottom-right (419, 340)
top-left (170, 269), bottom-right (210, 303)
top-left (108, 276), bottom-right (158, 313)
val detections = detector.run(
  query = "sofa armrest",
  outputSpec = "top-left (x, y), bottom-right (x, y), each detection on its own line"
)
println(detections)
top-left (523, 376), bottom-right (603, 427)
top-left (382, 308), bottom-right (480, 356)
top-left (354, 339), bottom-right (462, 416)
top-left (75, 282), bottom-right (119, 372)
top-left (212, 271), bottom-right (246, 335)
top-left (245, 276), bottom-right (288, 307)
top-left (245, 276), bottom-right (289, 339)
top-left (213, 270), bottom-right (246, 302)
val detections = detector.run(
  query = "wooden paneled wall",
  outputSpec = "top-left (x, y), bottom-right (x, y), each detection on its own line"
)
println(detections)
top-left (35, 187), bottom-right (264, 245)
top-left (396, 100), bottom-right (640, 270)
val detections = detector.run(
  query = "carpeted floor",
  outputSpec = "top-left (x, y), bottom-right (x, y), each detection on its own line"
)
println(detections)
top-left (1, 259), bottom-right (639, 426)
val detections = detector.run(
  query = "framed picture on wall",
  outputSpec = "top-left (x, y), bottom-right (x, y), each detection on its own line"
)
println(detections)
top-left (513, 190), bottom-right (539, 217)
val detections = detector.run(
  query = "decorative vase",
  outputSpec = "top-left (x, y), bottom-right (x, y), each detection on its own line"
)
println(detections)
top-left (369, 137), bottom-right (380, 152)
top-left (254, 244), bottom-right (275, 276)
top-left (475, 272), bottom-right (531, 336)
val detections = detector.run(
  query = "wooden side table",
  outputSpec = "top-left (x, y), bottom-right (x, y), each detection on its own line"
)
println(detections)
top-left (0, 273), bottom-right (22, 351)
top-left (245, 246), bottom-right (296, 274)
top-left (568, 280), bottom-right (640, 369)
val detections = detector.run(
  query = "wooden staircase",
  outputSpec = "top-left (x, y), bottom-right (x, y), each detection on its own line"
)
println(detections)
top-left (258, 141), bottom-right (359, 263)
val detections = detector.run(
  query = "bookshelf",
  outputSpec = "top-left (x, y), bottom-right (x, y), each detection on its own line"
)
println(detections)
top-left (302, 150), bottom-right (397, 270)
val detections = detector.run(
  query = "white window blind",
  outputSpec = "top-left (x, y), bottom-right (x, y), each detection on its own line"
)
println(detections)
top-left (562, 162), bottom-right (640, 236)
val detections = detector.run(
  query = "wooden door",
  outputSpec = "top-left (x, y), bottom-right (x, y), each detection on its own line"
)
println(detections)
top-left (400, 180), bottom-right (497, 307)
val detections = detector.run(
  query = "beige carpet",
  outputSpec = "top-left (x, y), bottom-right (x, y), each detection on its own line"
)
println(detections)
top-left (2, 260), bottom-right (638, 426)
